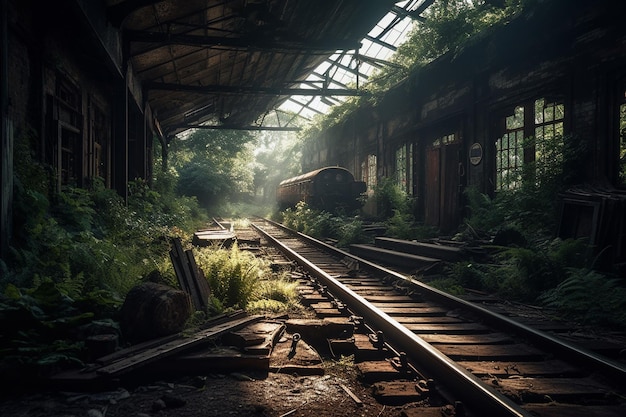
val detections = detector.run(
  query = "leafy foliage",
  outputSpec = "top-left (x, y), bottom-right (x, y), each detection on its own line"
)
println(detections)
top-left (0, 279), bottom-right (121, 378)
top-left (171, 129), bottom-right (256, 210)
top-left (2, 130), bottom-right (210, 375)
top-left (443, 237), bottom-right (593, 301)
top-left (195, 244), bottom-right (268, 311)
top-left (247, 275), bottom-right (301, 313)
top-left (539, 269), bottom-right (626, 327)
top-left (281, 202), bottom-right (370, 247)
top-left (372, 178), bottom-right (436, 240)
top-left (299, 0), bottom-right (527, 143)
top-left (194, 243), bottom-right (302, 315)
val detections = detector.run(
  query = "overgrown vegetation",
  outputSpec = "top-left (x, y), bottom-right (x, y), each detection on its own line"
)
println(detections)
top-left (301, 0), bottom-right (527, 138)
top-left (373, 178), bottom-right (437, 240)
top-left (279, 178), bottom-right (436, 246)
top-left (281, 201), bottom-right (370, 247)
top-left (194, 243), bottom-right (301, 315)
top-left (1, 119), bottom-right (308, 379)
top-left (431, 130), bottom-right (626, 327)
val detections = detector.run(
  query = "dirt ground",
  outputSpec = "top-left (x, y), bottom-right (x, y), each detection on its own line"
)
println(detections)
top-left (0, 362), bottom-right (424, 417)
top-left (0, 322), bottom-right (431, 417)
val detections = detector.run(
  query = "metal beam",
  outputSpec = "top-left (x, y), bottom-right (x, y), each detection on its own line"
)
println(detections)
top-left (125, 30), bottom-right (360, 52)
top-left (364, 35), bottom-right (397, 52)
top-left (107, 0), bottom-right (163, 26)
top-left (145, 82), bottom-right (368, 96)
top-left (177, 124), bottom-right (300, 131)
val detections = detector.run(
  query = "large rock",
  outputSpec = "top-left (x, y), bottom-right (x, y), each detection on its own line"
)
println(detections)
top-left (120, 282), bottom-right (192, 344)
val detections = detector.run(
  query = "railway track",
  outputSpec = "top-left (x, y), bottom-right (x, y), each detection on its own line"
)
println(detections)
top-left (248, 218), bottom-right (626, 417)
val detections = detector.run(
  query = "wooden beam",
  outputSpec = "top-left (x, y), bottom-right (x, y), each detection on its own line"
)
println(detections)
top-left (180, 124), bottom-right (300, 132)
top-left (96, 314), bottom-right (264, 376)
top-left (145, 81), bottom-right (368, 96)
top-left (125, 30), bottom-right (360, 52)
top-left (107, 0), bottom-right (163, 26)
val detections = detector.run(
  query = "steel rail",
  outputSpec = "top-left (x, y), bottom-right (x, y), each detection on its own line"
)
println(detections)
top-left (252, 221), bottom-right (531, 417)
top-left (261, 218), bottom-right (626, 383)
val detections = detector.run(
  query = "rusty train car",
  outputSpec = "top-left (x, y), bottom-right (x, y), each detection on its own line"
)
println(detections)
top-left (277, 166), bottom-right (366, 212)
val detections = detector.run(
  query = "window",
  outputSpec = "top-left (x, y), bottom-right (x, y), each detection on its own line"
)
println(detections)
top-left (433, 134), bottom-right (456, 147)
top-left (52, 74), bottom-right (83, 188)
top-left (534, 98), bottom-right (565, 184)
top-left (496, 106), bottom-right (524, 190)
top-left (361, 154), bottom-right (377, 195)
top-left (93, 104), bottom-right (109, 183)
top-left (495, 98), bottom-right (565, 190)
top-left (396, 145), bottom-right (407, 190)
top-left (618, 96), bottom-right (626, 187)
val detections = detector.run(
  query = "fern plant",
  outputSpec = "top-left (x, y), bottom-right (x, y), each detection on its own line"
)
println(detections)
top-left (194, 244), bottom-right (268, 310)
top-left (539, 269), bottom-right (626, 328)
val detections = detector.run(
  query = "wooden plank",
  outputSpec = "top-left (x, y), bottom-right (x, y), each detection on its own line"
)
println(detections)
top-left (170, 237), bottom-right (203, 310)
top-left (394, 316), bottom-right (464, 324)
top-left (363, 295), bottom-right (419, 303)
top-left (373, 381), bottom-right (425, 405)
top-left (95, 311), bottom-right (247, 365)
top-left (193, 229), bottom-right (236, 241)
top-left (159, 351), bottom-right (270, 374)
top-left (436, 343), bottom-right (544, 360)
top-left (221, 321), bottom-right (286, 355)
top-left (185, 248), bottom-right (211, 311)
top-left (418, 333), bottom-right (513, 344)
top-left (458, 360), bottom-right (582, 377)
top-left (401, 407), bottom-right (460, 417)
top-left (377, 306), bottom-right (449, 316)
top-left (340, 383), bottom-right (363, 407)
top-left (375, 237), bottom-right (465, 261)
top-left (370, 302), bottom-right (445, 308)
top-left (96, 315), bottom-right (263, 376)
top-left (405, 323), bottom-right (490, 334)
top-left (522, 404), bottom-right (626, 417)
top-left (356, 360), bottom-right (402, 383)
top-left (497, 377), bottom-right (611, 398)
top-left (344, 285), bottom-right (395, 291)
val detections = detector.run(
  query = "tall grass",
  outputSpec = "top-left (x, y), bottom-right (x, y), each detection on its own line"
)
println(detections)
top-left (195, 244), bottom-right (267, 311)
top-left (194, 244), bottom-right (301, 314)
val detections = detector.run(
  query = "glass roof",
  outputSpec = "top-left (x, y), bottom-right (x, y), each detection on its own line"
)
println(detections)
top-left (278, 0), bottom-right (430, 122)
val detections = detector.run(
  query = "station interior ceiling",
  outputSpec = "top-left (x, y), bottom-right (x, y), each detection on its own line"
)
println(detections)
top-left (105, 0), bottom-right (434, 137)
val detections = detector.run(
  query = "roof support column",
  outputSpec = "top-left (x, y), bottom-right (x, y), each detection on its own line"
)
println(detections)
top-left (0, 0), bottom-right (12, 259)
top-left (113, 68), bottom-right (129, 202)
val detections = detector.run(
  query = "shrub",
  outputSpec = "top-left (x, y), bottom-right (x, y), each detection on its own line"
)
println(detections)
top-left (539, 269), bottom-right (626, 328)
top-left (373, 177), bottom-right (410, 220)
top-left (247, 275), bottom-right (301, 313)
top-left (195, 244), bottom-right (268, 311)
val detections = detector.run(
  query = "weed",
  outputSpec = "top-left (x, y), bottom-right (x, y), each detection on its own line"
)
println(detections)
top-left (539, 269), bottom-right (626, 328)
top-left (195, 244), bottom-right (268, 311)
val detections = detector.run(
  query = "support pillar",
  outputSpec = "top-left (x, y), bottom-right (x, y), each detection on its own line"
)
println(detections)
top-left (1, 0), bottom-right (12, 259)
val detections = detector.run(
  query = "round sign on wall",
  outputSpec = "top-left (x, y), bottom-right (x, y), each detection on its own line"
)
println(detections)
top-left (469, 143), bottom-right (483, 166)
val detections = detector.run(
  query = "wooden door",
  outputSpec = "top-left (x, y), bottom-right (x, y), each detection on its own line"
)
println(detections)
top-left (424, 146), bottom-right (440, 226)
top-left (424, 142), bottom-right (461, 232)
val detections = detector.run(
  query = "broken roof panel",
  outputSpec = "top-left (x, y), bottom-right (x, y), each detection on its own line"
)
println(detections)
top-left (107, 0), bottom-right (429, 136)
